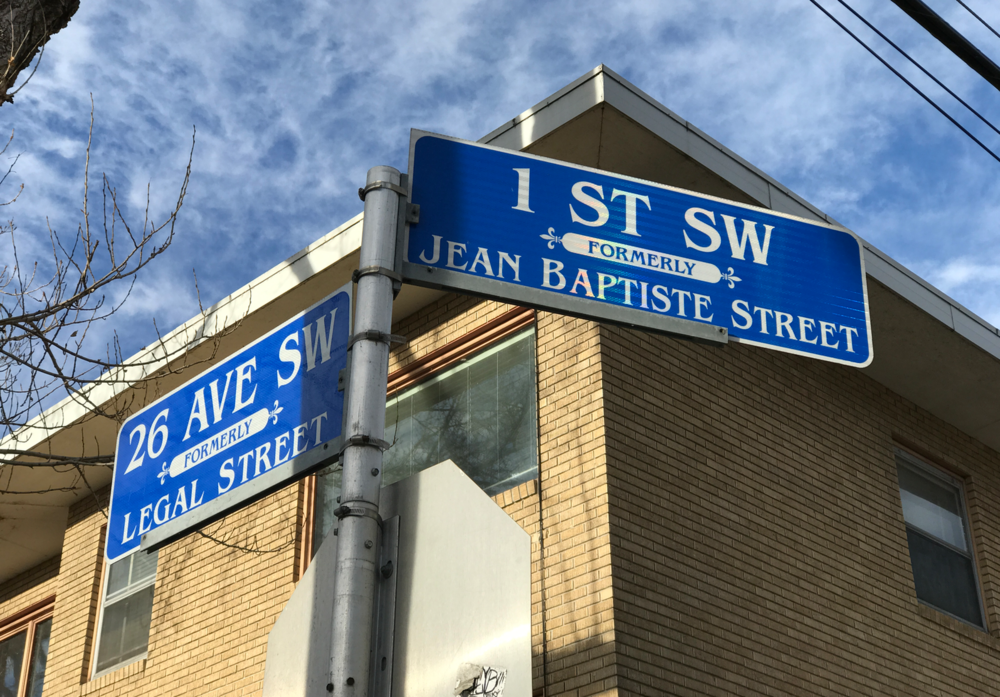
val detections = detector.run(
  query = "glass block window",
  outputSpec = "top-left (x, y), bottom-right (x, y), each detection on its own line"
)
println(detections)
top-left (314, 327), bottom-right (538, 552)
top-left (93, 549), bottom-right (158, 676)
top-left (0, 602), bottom-right (52, 697)
top-left (896, 450), bottom-right (985, 628)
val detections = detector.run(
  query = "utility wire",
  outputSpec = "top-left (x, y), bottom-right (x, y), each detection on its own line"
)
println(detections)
top-left (954, 0), bottom-right (1000, 43)
top-left (807, 0), bottom-right (1000, 165)
top-left (835, 0), bottom-right (1000, 139)
top-left (890, 0), bottom-right (1000, 92)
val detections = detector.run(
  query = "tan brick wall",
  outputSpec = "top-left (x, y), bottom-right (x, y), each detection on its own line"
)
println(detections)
top-left (0, 555), bottom-right (59, 620)
top-left (536, 310), bottom-right (618, 697)
top-left (16, 292), bottom-right (1000, 697)
top-left (600, 324), bottom-right (1000, 696)
top-left (35, 482), bottom-right (301, 697)
top-left (492, 479), bottom-right (543, 692)
top-left (389, 294), bottom-right (518, 374)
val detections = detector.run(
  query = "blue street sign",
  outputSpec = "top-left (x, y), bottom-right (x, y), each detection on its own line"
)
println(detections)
top-left (404, 131), bottom-right (872, 367)
top-left (106, 285), bottom-right (351, 562)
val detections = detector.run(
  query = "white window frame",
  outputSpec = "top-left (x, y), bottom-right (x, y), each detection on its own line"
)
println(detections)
top-left (91, 548), bottom-right (158, 679)
top-left (895, 448), bottom-right (987, 629)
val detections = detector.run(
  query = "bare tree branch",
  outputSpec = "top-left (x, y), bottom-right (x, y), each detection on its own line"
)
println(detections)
top-left (0, 106), bottom-right (242, 477)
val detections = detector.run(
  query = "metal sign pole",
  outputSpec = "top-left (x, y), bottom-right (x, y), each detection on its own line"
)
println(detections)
top-left (329, 166), bottom-right (402, 696)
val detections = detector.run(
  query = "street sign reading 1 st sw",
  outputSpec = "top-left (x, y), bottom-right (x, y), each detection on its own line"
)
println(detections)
top-left (106, 285), bottom-right (351, 563)
top-left (404, 131), bottom-right (872, 367)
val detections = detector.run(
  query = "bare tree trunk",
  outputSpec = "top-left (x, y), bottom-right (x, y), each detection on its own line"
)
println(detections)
top-left (0, 0), bottom-right (80, 104)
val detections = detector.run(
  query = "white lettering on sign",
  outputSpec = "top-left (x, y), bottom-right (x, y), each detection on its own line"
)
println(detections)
top-left (216, 411), bottom-right (329, 495)
top-left (121, 479), bottom-right (205, 544)
top-left (171, 408), bottom-right (269, 478)
top-left (447, 241), bottom-right (467, 270)
top-left (731, 300), bottom-right (859, 352)
top-left (183, 356), bottom-right (258, 442)
top-left (419, 235), bottom-right (442, 264)
top-left (415, 236), bottom-right (522, 282)
top-left (682, 207), bottom-right (721, 253)
top-left (209, 372), bottom-right (233, 424)
top-left (540, 258), bottom-right (714, 320)
top-left (276, 333), bottom-right (301, 387)
top-left (303, 310), bottom-right (338, 372)
top-left (610, 189), bottom-right (650, 237)
top-left (569, 182), bottom-right (609, 228)
top-left (522, 173), bottom-right (656, 237)
top-left (234, 357), bottom-right (257, 412)
top-left (124, 408), bottom-right (170, 474)
top-left (681, 207), bottom-right (773, 265)
top-left (512, 168), bottom-right (533, 213)
top-left (721, 214), bottom-right (773, 266)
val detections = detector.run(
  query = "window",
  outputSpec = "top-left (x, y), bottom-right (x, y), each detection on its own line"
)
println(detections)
top-left (895, 449), bottom-right (985, 628)
top-left (314, 326), bottom-right (538, 552)
top-left (0, 599), bottom-right (53, 697)
top-left (92, 549), bottom-right (158, 676)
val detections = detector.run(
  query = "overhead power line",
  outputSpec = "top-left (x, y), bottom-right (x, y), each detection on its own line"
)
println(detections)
top-left (835, 0), bottom-right (1000, 139)
top-left (954, 0), bottom-right (1000, 43)
top-left (807, 0), bottom-right (1000, 165)
top-left (888, 0), bottom-right (1000, 93)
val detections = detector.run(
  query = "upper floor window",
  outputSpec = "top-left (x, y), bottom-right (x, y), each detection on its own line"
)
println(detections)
top-left (895, 449), bottom-right (986, 628)
top-left (93, 549), bottom-right (158, 676)
top-left (382, 327), bottom-right (538, 496)
top-left (313, 325), bottom-right (538, 552)
top-left (0, 599), bottom-right (53, 697)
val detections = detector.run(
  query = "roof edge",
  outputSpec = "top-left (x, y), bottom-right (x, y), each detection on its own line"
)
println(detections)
top-left (0, 213), bottom-right (364, 456)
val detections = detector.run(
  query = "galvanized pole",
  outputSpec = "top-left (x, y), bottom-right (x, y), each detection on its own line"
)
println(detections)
top-left (329, 166), bottom-right (402, 696)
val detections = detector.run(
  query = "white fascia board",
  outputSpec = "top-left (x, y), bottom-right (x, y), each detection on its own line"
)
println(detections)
top-left (599, 67), bottom-right (842, 226)
top-left (863, 240), bottom-right (1000, 360)
top-left (0, 213), bottom-right (363, 456)
top-left (481, 65), bottom-right (607, 147)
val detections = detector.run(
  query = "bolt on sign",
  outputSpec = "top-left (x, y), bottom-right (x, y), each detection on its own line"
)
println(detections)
top-left (106, 285), bottom-right (351, 563)
top-left (404, 131), bottom-right (872, 367)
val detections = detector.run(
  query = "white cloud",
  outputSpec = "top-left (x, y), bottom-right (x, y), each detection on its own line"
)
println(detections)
top-left (2, 0), bottom-right (1000, 374)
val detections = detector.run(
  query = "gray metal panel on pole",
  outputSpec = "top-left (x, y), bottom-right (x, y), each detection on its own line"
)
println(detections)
top-left (329, 166), bottom-right (402, 696)
top-left (889, 0), bottom-right (1000, 93)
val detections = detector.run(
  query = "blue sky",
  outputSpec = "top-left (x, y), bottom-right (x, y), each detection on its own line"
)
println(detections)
top-left (4, 0), bottom-right (1000, 364)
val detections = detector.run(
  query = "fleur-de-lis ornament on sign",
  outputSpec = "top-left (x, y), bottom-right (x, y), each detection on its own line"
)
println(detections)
top-left (721, 267), bottom-right (742, 289)
top-left (540, 227), bottom-right (562, 249)
top-left (269, 401), bottom-right (283, 425)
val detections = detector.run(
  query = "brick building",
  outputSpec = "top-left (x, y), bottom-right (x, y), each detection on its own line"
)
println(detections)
top-left (3, 65), bottom-right (1000, 696)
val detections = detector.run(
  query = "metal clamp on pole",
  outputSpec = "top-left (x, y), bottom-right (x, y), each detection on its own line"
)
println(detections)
top-left (353, 265), bottom-right (403, 284)
top-left (347, 330), bottom-right (408, 350)
top-left (358, 180), bottom-right (408, 200)
top-left (353, 265), bottom-right (404, 298)
top-left (332, 504), bottom-right (383, 524)
top-left (340, 434), bottom-right (392, 454)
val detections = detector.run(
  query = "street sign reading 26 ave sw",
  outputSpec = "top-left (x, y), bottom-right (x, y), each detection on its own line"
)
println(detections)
top-left (106, 285), bottom-right (351, 563)
top-left (404, 131), bottom-right (872, 367)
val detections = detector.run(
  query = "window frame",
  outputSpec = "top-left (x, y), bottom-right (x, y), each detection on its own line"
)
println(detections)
top-left (0, 597), bottom-right (54, 697)
top-left (90, 548), bottom-right (158, 679)
top-left (895, 448), bottom-right (988, 630)
top-left (303, 307), bottom-right (538, 569)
